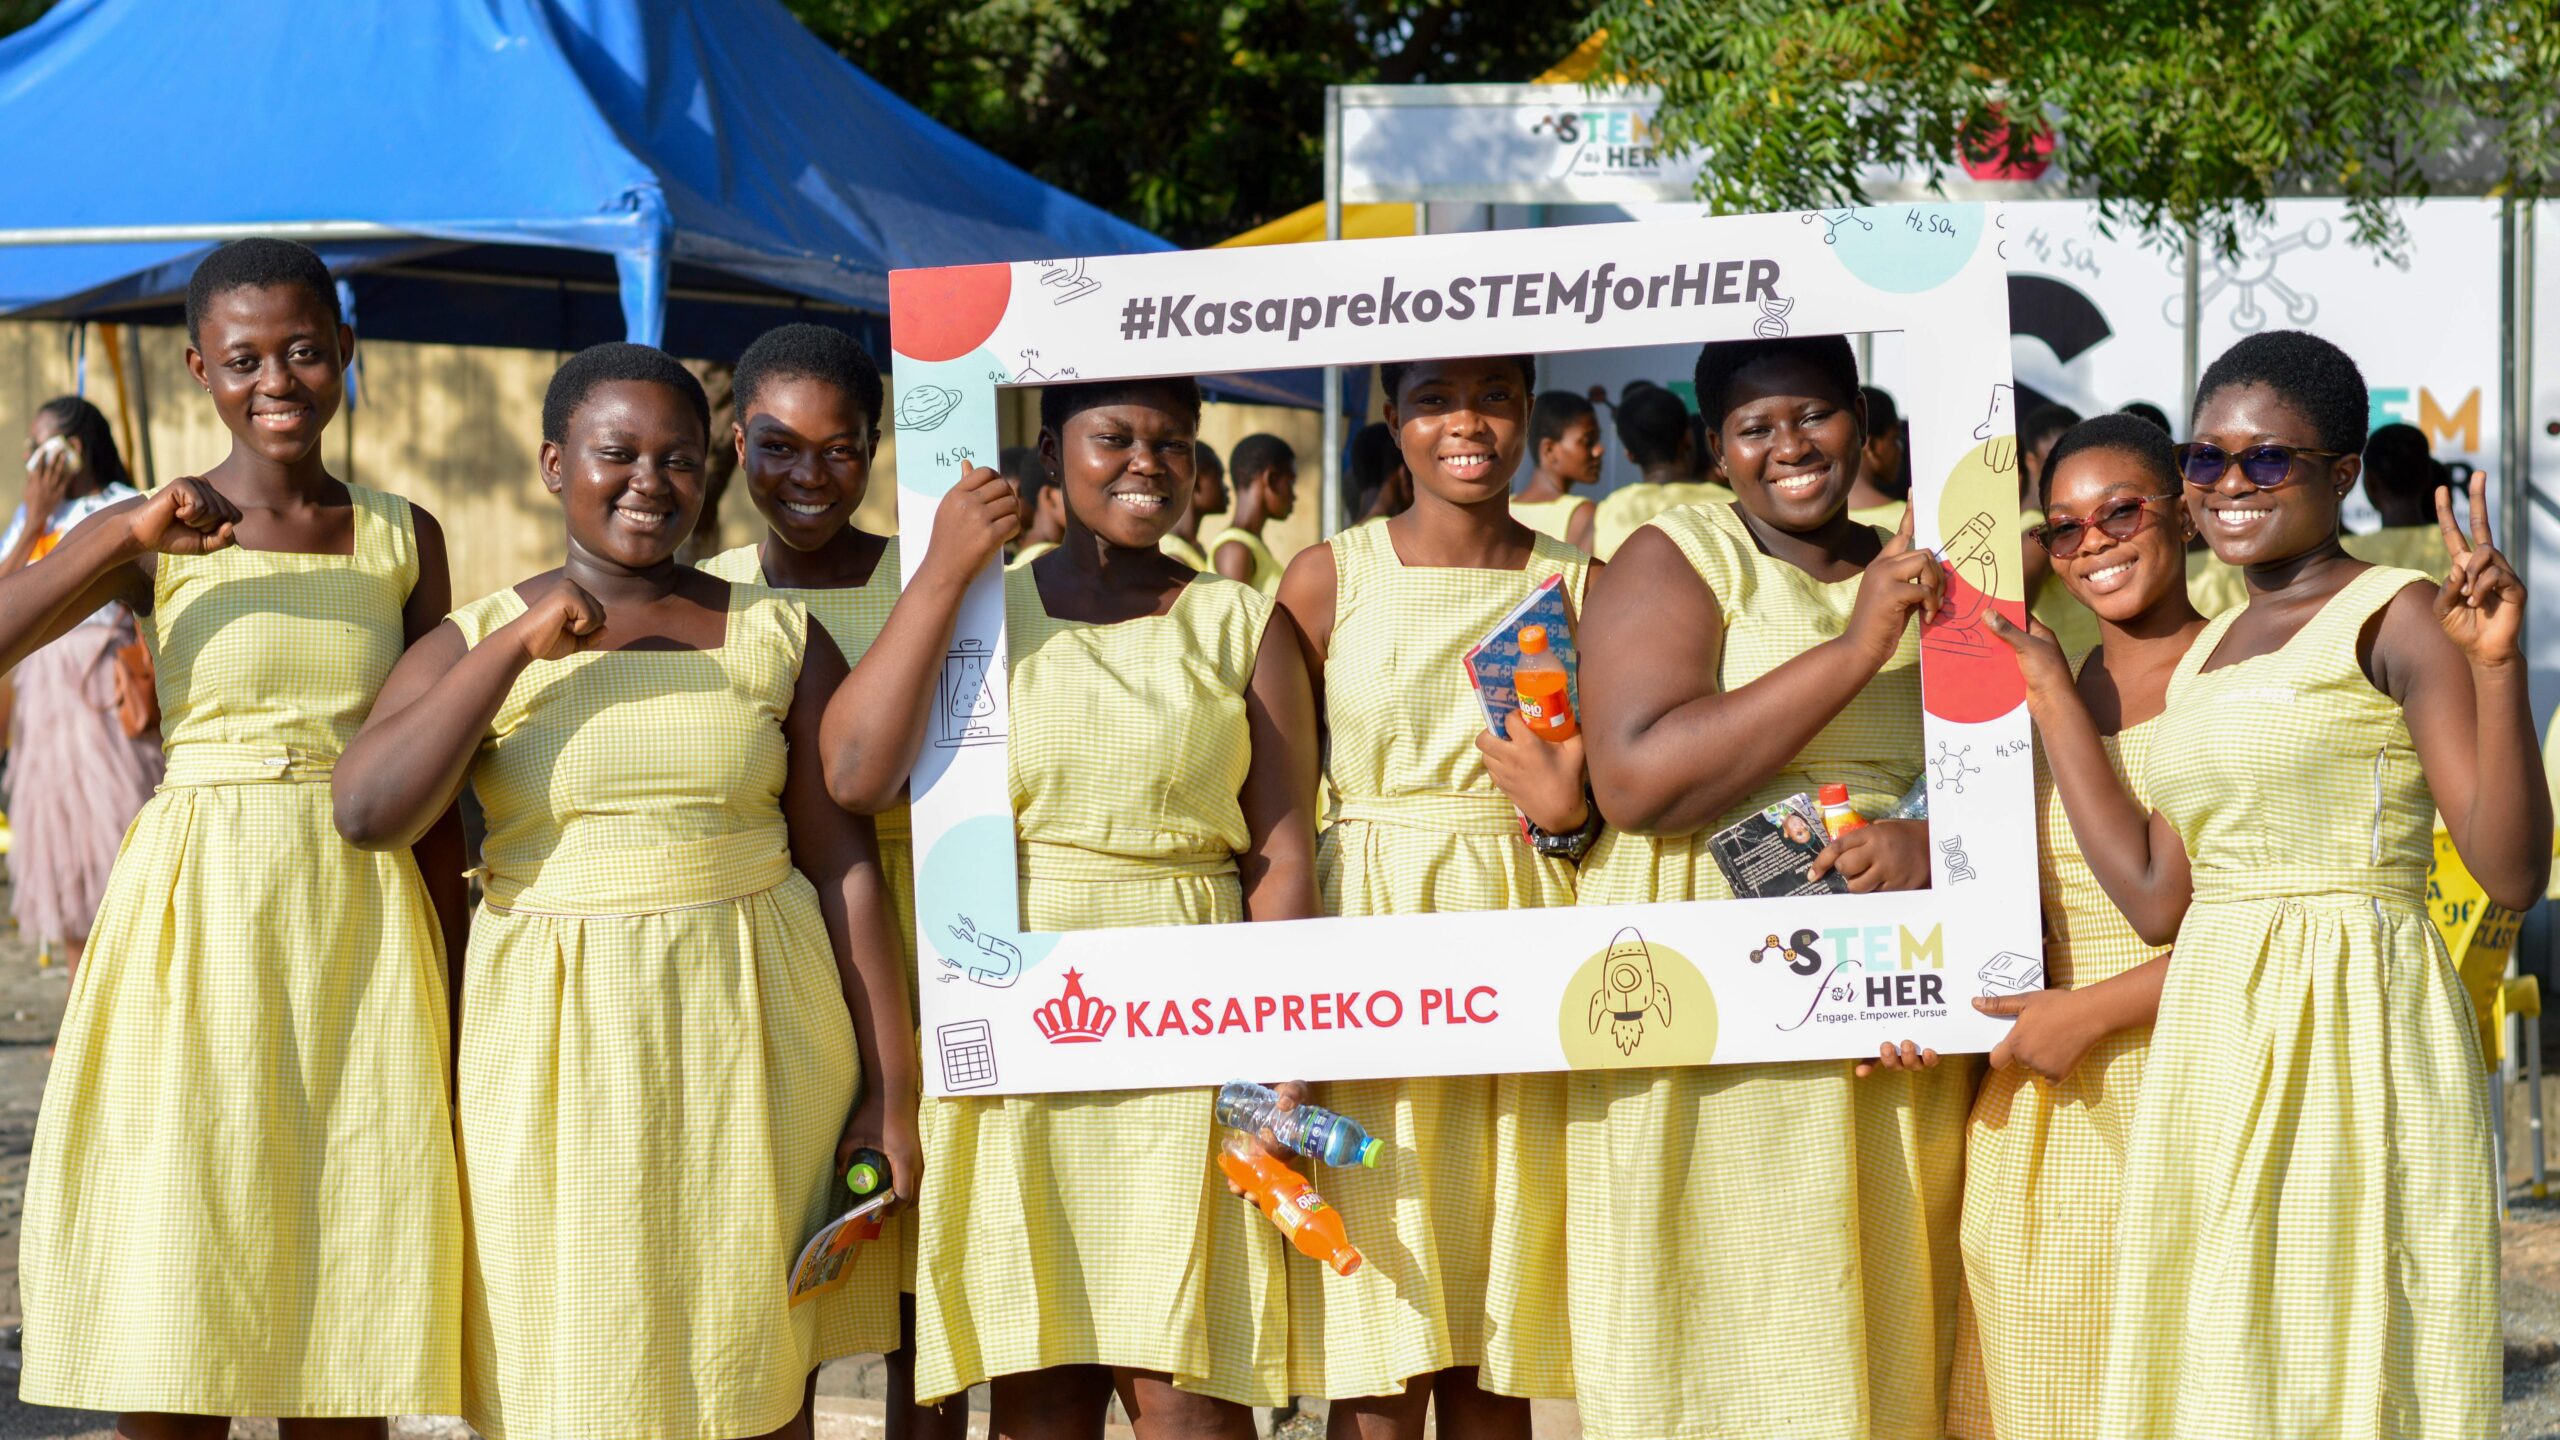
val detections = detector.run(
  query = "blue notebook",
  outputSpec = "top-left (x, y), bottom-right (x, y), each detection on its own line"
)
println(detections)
top-left (1460, 574), bottom-right (1580, 734)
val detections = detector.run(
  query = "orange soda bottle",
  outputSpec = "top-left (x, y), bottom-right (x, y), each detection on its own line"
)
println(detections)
top-left (1819, 783), bottom-right (1869, 837)
top-left (1218, 1136), bottom-right (1363, 1276)
top-left (1514, 625), bottom-right (1577, 741)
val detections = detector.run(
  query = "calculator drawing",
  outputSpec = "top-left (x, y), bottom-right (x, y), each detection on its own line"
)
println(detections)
top-left (937, 1019), bottom-right (998, 1091)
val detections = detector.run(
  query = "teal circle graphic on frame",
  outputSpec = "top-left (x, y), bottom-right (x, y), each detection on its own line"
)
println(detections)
top-left (891, 348), bottom-right (1003, 501)
top-left (1822, 205), bottom-right (1984, 293)
top-left (917, 812), bottom-right (1060, 988)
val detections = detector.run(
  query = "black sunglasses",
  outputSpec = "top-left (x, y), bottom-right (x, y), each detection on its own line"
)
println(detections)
top-left (2172, 441), bottom-right (2349, 490)
top-left (2037, 493), bottom-right (2174, 557)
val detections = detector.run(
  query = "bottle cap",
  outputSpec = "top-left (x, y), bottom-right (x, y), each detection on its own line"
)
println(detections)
top-left (1519, 625), bottom-right (1548, 652)
top-left (1331, 1245), bottom-right (1365, 1277)
top-left (1818, 783), bottom-right (1850, 806)
top-left (1357, 1137), bottom-right (1383, 1168)
top-left (846, 1150), bottom-right (888, 1198)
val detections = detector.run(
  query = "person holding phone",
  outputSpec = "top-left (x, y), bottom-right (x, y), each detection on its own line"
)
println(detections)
top-left (4, 396), bottom-right (159, 978)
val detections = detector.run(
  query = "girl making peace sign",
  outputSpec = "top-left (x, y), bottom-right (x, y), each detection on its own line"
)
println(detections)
top-left (1998, 329), bottom-right (2546, 1440)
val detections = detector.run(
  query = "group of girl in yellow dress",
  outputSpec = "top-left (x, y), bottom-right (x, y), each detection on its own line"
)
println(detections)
top-left (0, 236), bottom-right (2538, 1440)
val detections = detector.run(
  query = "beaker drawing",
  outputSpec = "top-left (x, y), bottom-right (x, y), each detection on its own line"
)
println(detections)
top-left (937, 638), bottom-right (1000, 748)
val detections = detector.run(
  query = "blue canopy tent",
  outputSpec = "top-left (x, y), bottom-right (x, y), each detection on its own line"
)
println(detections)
top-left (0, 0), bottom-right (1326, 407)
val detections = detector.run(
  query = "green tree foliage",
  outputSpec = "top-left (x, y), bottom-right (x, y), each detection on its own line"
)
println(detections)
top-left (788, 1), bottom-right (1590, 246)
top-left (1590, 0), bottom-right (2560, 259)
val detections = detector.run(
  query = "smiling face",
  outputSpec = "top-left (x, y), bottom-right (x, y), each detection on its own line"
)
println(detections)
top-left (1712, 355), bottom-right (1864, 532)
top-left (2185, 381), bottom-right (2357, 567)
top-left (543, 379), bottom-right (708, 571)
top-left (734, 375), bottom-right (877, 553)
top-left (2042, 446), bottom-right (2191, 625)
top-left (1041, 394), bottom-right (1197, 550)
top-left (185, 285), bottom-right (351, 467)
top-left (1386, 358), bottom-right (1529, 508)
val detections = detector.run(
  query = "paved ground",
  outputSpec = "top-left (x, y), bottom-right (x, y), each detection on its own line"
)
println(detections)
top-left (0, 885), bottom-right (2553, 1437)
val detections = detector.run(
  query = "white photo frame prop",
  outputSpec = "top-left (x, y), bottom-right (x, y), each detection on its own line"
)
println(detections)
top-left (891, 204), bottom-right (2038, 1098)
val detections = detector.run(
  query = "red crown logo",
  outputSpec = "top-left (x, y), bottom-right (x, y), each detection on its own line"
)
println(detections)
top-left (1034, 967), bottom-right (1116, 1044)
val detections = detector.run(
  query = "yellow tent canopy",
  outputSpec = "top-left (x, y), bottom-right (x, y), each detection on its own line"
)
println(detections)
top-left (1213, 31), bottom-right (1613, 249)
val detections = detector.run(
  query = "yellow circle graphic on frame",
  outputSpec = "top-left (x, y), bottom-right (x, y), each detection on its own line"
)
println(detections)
top-left (1558, 926), bottom-right (1718, 1069)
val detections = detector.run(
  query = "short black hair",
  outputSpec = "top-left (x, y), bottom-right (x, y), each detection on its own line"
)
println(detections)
top-left (33, 395), bottom-right (132, 494)
top-left (1345, 421), bottom-right (1399, 516)
top-left (2362, 421), bottom-right (2446, 525)
top-left (733, 323), bottom-right (884, 432)
top-left (1037, 376), bottom-right (1203, 438)
top-left (2038, 412), bottom-right (2180, 508)
top-left (1860, 386), bottom-right (1900, 433)
top-left (541, 342), bottom-right (711, 445)
top-left (1529, 389), bottom-right (1597, 454)
top-left (184, 237), bottom-right (342, 347)
top-left (1229, 433), bottom-right (1295, 490)
top-left (1692, 335), bottom-right (1861, 427)
top-left (1379, 355), bottom-right (1537, 406)
top-left (2193, 329), bottom-right (2368, 454)
top-left (1615, 384), bottom-right (1695, 469)
top-left (2118, 400), bottom-right (2172, 433)
top-left (1193, 440), bottom-right (1224, 479)
top-left (2018, 402), bottom-right (2083, 455)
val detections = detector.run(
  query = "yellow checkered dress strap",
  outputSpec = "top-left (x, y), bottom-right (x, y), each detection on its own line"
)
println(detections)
top-left (349, 483), bottom-right (419, 599)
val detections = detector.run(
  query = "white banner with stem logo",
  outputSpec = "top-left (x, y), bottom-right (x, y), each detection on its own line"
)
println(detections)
top-left (890, 205), bottom-right (2041, 1097)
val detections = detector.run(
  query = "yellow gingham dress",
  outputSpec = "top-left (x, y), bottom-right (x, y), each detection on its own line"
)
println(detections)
top-left (19, 484), bottom-right (461, 1416)
top-left (449, 583), bottom-right (892, 1440)
top-left (701, 540), bottom-right (911, 963)
top-left (1588, 479), bottom-right (1735, 560)
top-left (910, 567), bottom-right (1291, 1406)
top-left (702, 539), bottom-right (918, 1296)
top-left (1162, 532), bottom-right (1210, 570)
top-left (1564, 501), bottom-right (1972, 1440)
top-left (1292, 522), bottom-right (1587, 1401)
top-left (1507, 495), bottom-right (1589, 548)
top-left (1947, 653), bottom-right (2163, 1440)
top-left (1205, 525), bottom-right (1283, 595)
top-left (2101, 566), bottom-right (2497, 1438)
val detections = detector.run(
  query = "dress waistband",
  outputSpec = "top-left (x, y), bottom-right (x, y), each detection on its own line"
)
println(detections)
top-left (1329, 792), bottom-right (1522, 838)
top-left (2189, 866), bottom-right (2427, 910)
top-left (1018, 838), bottom-right (1237, 884)
top-left (479, 828), bottom-right (795, 918)
top-left (159, 742), bottom-right (338, 788)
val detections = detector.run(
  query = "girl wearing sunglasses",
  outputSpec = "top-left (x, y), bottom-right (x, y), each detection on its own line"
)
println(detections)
top-left (1993, 330), bottom-right (2543, 1439)
top-left (1955, 414), bottom-right (2202, 1440)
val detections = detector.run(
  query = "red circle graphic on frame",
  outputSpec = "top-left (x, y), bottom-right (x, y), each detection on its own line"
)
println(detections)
top-left (891, 264), bottom-right (1012, 363)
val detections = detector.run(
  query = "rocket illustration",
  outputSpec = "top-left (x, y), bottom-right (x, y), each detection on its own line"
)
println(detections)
top-left (1588, 926), bottom-right (1674, 1056)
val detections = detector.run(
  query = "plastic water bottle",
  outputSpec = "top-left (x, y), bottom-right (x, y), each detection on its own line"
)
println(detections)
top-left (1219, 1136), bottom-right (1363, 1276)
top-left (1214, 1079), bottom-right (1384, 1168)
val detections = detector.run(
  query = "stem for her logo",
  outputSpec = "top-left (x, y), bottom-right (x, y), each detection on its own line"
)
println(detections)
top-left (1774, 925), bottom-right (1951, 1031)
top-left (1530, 106), bottom-right (1666, 178)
